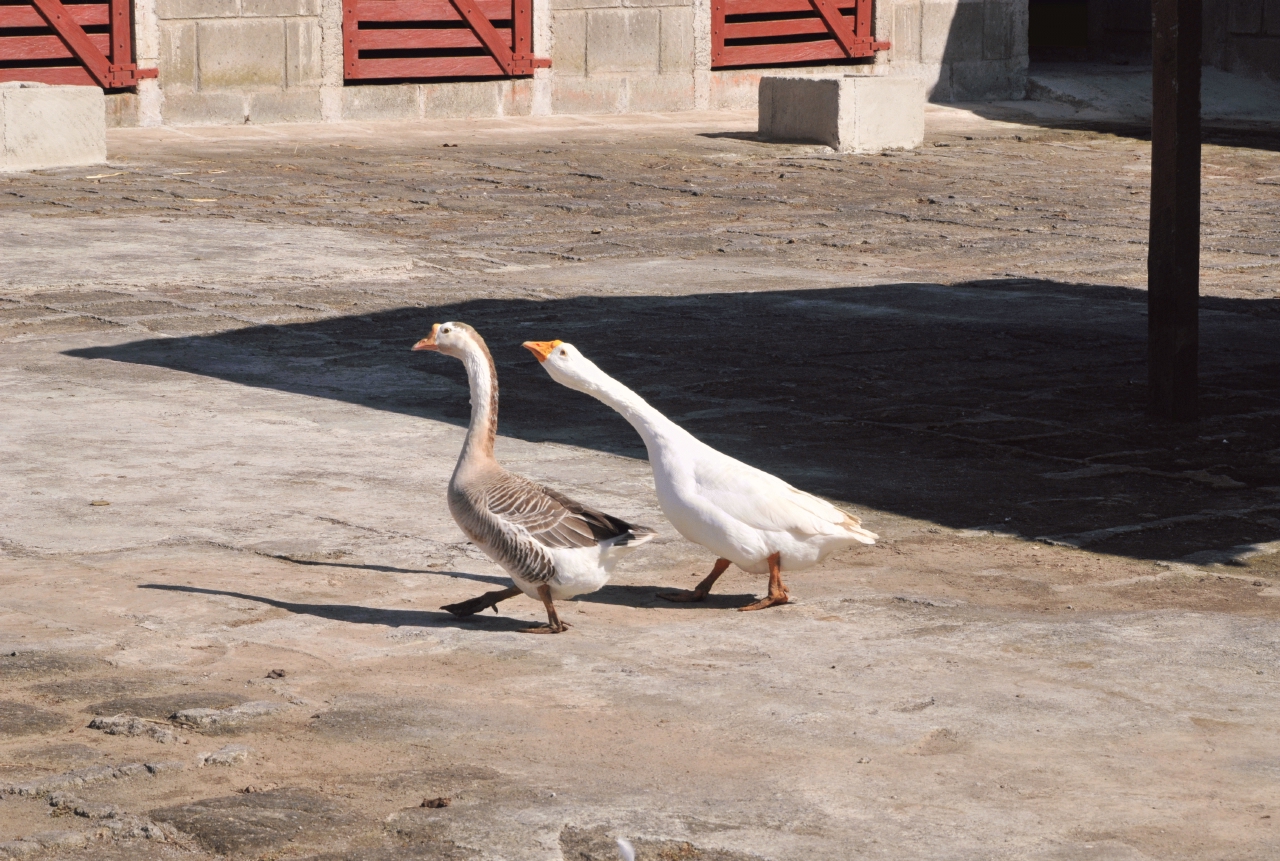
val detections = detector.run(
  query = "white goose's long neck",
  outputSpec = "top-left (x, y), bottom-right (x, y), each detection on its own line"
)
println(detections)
top-left (581, 367), bottom-right (690, 456)
top-left (459, 340), bottom-right (498, 464)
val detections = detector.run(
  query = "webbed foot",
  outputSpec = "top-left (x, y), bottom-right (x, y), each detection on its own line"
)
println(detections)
top-left (519, 621), bottom-right (570, 634)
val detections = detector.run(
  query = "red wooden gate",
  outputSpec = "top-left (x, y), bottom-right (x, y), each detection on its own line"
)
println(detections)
top-left (0, 0), bottom-right (154, 88)
top-left (711, 0), bottom-right (888, 69)
top-left (343, 0), bottom-right (549, 81)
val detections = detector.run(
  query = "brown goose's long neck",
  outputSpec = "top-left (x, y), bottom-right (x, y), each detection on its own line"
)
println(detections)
top-left (459, 336), bottom-right (499, 463)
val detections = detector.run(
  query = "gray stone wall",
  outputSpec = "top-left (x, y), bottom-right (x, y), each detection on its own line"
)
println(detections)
top-left (876, 0), bottom-right (1028, 100)
top-left (1205, 0), bottom-right (1280, 81)
top-left (1085, 0), bottom-right (1279, 83)
top-left (105, 0), bottom-right (1029, 126)
top-left (549, 0), bottom-right (699, 112)
top-left (154, 0), bottom-right (325, 124)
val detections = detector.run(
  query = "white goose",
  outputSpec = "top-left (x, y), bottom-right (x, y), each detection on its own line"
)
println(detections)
top-left (413, 323), bottom-right (655, 633)
top-left (523, 340), bottom-right (876, 610)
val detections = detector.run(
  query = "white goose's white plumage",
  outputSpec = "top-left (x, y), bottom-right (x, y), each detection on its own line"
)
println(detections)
top-left (523, 340), bottom-right (875, 610)
top-left (413, 323), bottom-right (655, 633)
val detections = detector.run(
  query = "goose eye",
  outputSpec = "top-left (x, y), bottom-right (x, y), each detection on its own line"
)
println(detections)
top-left (441, 327), bottom-right (451, 333)
top-left (559, 349), bottom-right (566, 356)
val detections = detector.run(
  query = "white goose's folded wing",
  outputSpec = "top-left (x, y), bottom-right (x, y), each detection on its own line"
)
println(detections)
top-left (693, 455), bottom-right (873, 540)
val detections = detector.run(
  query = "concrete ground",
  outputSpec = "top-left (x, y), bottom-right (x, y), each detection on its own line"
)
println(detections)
top-left (1, 106), bottom-right (1279, 861)
top-left (1022, 64), bottom-right (1280, 127)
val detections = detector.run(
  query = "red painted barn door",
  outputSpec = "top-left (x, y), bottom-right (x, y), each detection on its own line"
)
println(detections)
top-left (344, 0), bottom-right (550, 81)
top-left (711, 0), bottom-right (888, 69)
top-left (0, 0), bottom-right (155, 87)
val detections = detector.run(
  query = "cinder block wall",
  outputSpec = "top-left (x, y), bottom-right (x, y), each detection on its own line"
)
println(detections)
top-left (1204, 0), bottom-right (1280, 82)
top-left (875, 0), bottom-right (1028, 101)
top-left (153, 0), bottom-right (325, 124)
top-left (107, 0), bottom-right (1028, 126)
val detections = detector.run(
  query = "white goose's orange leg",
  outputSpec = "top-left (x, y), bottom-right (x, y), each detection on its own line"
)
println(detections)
top-left (740, 552), bottom-right (789, 611)
top-left (660, 557), bottom-right (731, 603)
top-left (522, 584), bottom-right (571, 634)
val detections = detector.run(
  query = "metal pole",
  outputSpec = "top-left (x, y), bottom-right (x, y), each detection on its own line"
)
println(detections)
top-left (1147, 0), bottom-right (1201, 421)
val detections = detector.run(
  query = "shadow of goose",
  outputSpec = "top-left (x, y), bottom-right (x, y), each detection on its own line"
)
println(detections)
top-left (577, 583), bottom-right (760, 610)
top-left (139, 584), bottom-right (532, 632)
top-left (262, 556), bottom-right (508, 586)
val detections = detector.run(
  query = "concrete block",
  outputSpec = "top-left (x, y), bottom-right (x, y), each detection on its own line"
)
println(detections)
top-left (502, 78), bottom-right (535, 116)
top-left (156, 0), bottom-right (238, 19)
top-left (1228, 0), bottom-right (1263, 33)
top-left (159, 20), bottom-right (198, 89)
top-left (162, 91), bottom-right (249, 124)
top-left (1228, 35), bottom-right (1280, 80)
top-left (1009, 0), bottom-right (1029, 60)
top-left (628, 73), bottom-right (695, 110)
top-left (552, 11), bottom-right (588, 75)
top-left (286, 19), bottom-right (323, 87)
top-left (920, 0), bottom-right (956, 63)
top-left (982, 0), bottom-right (1016, 61)
top-left (340, 83), bottom-right (419, 120)
top-left (659, 7), bottom-right (695, 73)
top-left (946, 0), bottom-right (985, 62)
top-left (950, 57), bottom-right (1024, 100)
top-left (105, 91), bottom-right (141, 128)
top-left (548, 0), bottom-right (616, 10)
top-left (420, 80), bottom-right (502, 117)
top-left (892, 3), bottom-right (921, 64)
top-left (0, 83), bottom-right (105, 172)
top-left (243, 0), bottom-right (321, 15)
top-left (758, 75), bottom-right (924, 153)
top-left (586, 9), bottom-right (660, 73)
top-left (249, 88), bottom-right (322, 122)
top-left (710, 69), bottom-right (763, 109)
top-left (550, 74), bottom-right (627, 113)
top-left (199, 19), bottom-right (288, 89)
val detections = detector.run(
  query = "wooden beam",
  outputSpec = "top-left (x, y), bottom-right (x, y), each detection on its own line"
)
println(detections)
top-left (1147, 0), bottom-right (1201, 421)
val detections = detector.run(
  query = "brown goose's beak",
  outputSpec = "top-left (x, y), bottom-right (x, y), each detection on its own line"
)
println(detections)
top-left (412, 324), bottom-right (441, 351)
top-left (522, 340), bottom-right (561, 363)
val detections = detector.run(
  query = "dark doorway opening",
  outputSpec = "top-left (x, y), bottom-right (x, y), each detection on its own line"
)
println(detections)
top-left (1030, 0), bottom-right (1153, 63)
top-left (1029, 0), bottom-right (1089, 60)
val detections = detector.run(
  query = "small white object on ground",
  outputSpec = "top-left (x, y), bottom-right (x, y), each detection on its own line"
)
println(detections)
top-left (197, 744), bottom-right (252, 767)
top-left (616, 837), bottom-right (636, 861)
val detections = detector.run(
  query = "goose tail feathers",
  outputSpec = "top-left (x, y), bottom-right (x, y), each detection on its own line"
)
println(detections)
top-left (839, 512), bottom-right (878, 545)
top-left (846, 523), bottom-right (878, 545)
top-left (611, 524), bottom-right (657, 547)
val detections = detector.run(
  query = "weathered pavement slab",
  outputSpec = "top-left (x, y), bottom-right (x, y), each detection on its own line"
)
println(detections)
top-left (1, 110), bottom-right (1278, 860)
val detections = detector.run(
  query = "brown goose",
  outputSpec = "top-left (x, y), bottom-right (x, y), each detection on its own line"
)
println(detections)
top-left (412, 323), bottom-right (655, 633)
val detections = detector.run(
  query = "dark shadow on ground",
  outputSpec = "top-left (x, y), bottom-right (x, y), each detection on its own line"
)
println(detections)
top-left (576, 583), bottom-right (758, 610)
top-left (266, 556), bottom-right (506, 586)
top-left (954, 63), bottom-right (1280, 152)
top-left (139, 584), bottom-right (534, 632)
top-left (75, 278), bottom-right (1280, 562)
top-left (138, 581), bottom-right (726, 627)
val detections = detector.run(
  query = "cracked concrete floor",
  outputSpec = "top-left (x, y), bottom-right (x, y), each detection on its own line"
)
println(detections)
top-left (1, 107), bottom-right (1279, 860)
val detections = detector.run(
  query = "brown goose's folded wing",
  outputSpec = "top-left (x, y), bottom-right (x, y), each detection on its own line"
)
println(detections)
top-left (482, 472), bottom-right (638, 549)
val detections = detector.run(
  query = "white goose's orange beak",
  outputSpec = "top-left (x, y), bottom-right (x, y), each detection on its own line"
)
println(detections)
top-left (522, 340), bottom-right (561, 363)
top-left (412, 324), bottom-right (441, 351)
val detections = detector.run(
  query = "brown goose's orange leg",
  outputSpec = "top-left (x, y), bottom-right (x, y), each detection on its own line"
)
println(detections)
top-left (522, 584), bottom-right (570, 634)
top-left (660, 557), bottom-right (731, 603)
top-left (740, 552), bottom-right (789, 611)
